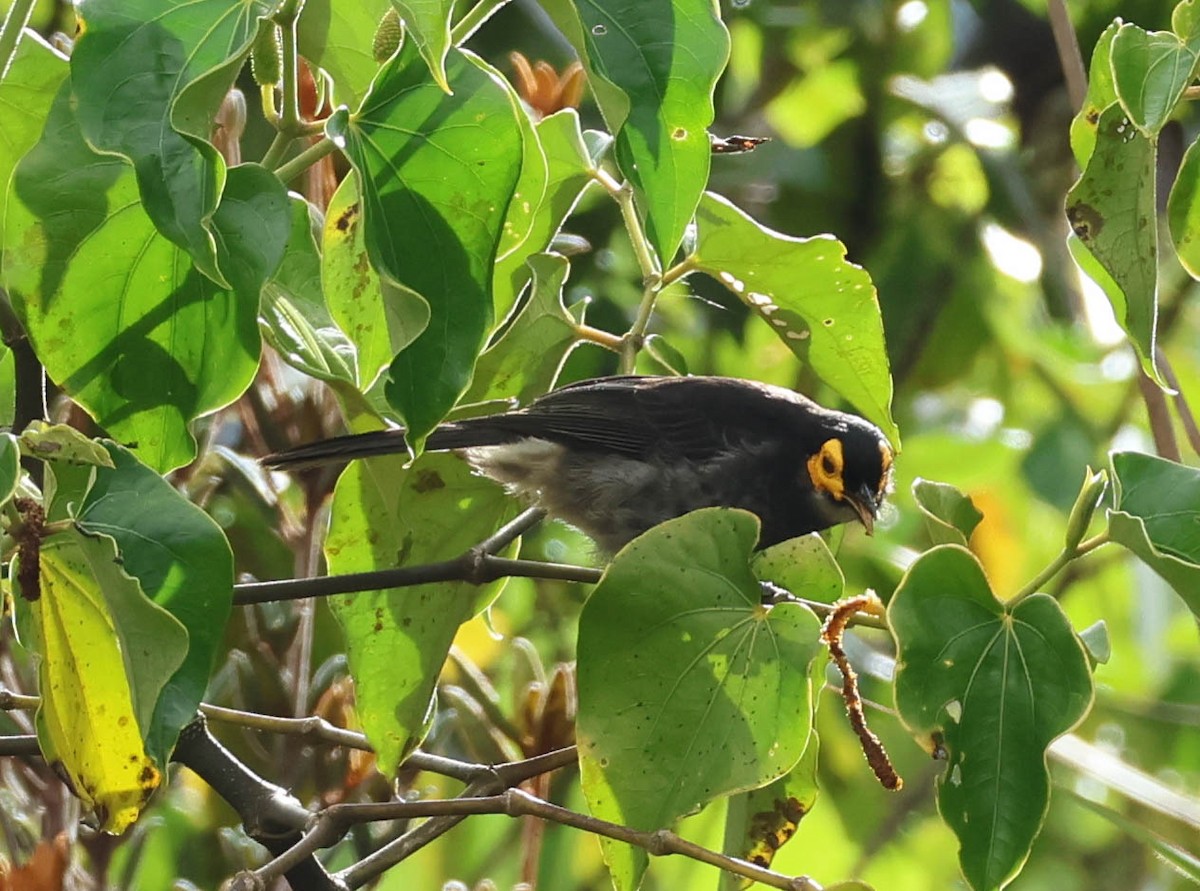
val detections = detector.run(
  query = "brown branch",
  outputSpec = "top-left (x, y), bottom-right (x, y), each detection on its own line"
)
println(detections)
top-left (1046, 0), bottom-right (1087, 113)
top-left (1158, 350), bottom-right (1200, 457)
top-left (1137, 371), bottom-right (1181, 461)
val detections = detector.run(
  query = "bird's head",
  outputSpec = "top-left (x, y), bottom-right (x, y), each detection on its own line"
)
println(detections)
top-left (805, 420), bottom-right (894, 534)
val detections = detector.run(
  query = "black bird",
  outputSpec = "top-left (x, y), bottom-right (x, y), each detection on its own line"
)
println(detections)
top-left (264, 375), bottom-right (894, 552)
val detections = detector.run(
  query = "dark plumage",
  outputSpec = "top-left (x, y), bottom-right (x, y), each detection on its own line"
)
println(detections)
top-left (264, 375), bottom-right (894, 552)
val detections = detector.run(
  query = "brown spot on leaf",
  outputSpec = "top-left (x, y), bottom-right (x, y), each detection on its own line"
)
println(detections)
top-left (1066, 201), bottom-right (1103, 240)
top-left (335, 204), bottom-right (358, 232)
top-left (412, 469), bottom-right (445, 492)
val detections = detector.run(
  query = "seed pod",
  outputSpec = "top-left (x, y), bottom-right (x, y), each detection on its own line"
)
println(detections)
top-left (373, 7), bottom-right (403, 63)
top-left (250, 21), bottom-right (282, 87)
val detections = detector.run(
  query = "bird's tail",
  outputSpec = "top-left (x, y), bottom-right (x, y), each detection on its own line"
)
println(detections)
top-left (262, 420), bottom-right (516, 470)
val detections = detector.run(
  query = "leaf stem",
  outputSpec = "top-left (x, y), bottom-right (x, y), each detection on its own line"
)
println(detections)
top-left (1010, 530), bottom-right (1109, 606)
top-left (0, 0), bottom-right (36, 80)
top-left (273, 136), bottom-right (339, 183)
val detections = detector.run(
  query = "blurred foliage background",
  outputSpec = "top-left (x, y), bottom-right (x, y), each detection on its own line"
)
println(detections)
top-left (1, 0), bottom-right (1197, 889)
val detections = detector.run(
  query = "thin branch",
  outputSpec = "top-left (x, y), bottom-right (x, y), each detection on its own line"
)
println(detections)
top-left (274, 136), bottom-right (339, 184)
top-left (200, 703), bottom-right (371, 751)
top-left (0, 687), bottom-right (39, 710)
top-left (234, 553), bottom-right (600, 606)
top-left (1138, 371), bottom-right (1181, 461)
top-left (1010, 531), bottom-right (1109, 606)
top-left (1158, 350), bottom-right (1200, 457)
top-left (0, 734), bottom-right (39, 757)
top-left (333, 789), bottom-right (823, 891)
top-left (1046, 0), bottom-right (1087, 113)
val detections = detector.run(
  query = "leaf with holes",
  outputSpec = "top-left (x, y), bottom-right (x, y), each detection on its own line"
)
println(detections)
top-left (540, 0), bottom-right (729, 262)
top-left (890, 546), bottom-right (1094, 891)
top-left (691, 192), bottom-right (897, 446)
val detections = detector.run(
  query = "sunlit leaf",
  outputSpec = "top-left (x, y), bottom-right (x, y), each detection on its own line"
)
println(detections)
top-left (390, 1), bottom-right (455, 93)
top-left (751, 533), bottom-right (844, 605)
top-left (1065, 104), bottom-right (1161, 385)
top-left (3, 79), bottom-right (290, 471)
top-left (19, 421), bottom-right (115, 469)
top-left (1070, 23), bottom-right (1119, 168)
top-left (298, 0), bottom-right (391, 110)
top-left (691, 192), bottom-right (898, 445)
top-left (325, 451), bottom-right (515, 774)
top-left (1107, 450), bottom-right (1200, 617)
top-left (467, 253), bottom-right (577, 404)
top-left (890, 545), bottom-right (1094, 891)
top-left (72, 0), bottom-right (271, 284)
top-left (328, 44), bottom-right (523, 445)
top-left (23, 529), bottom-right (188, 833)
top-left (261, 195), bottom-right (358, 386)
top-left (1110, 21), bottom-right (1200, 137)
top-left (578, 508), bottom-right (822, 891)
top-left (1166, 133), bottom-right (1200, 279)
top-left (540, 0), bottom-right (729, 262)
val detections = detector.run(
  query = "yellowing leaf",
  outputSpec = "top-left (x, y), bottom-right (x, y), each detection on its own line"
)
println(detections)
top-left (28, 529), bottom-right (188, 833)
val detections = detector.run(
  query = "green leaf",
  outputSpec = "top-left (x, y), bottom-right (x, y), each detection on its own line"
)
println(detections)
top-left (912, 478), bottom-right (983, 546)
top-left (3, 79), bottom-right (290, 471)
top-left (691, 192), bottom-right (898, 445)
top-left (298, 0), bottom-right (392, 110)
top-left (642, 334), bottom-right (689, 375)
top-left (577, 508), bottom-right (822, 891)
top-left (0, 33), bottom-right (67, 236)
top-left (19, 421), bottom-right (115, 469)
top-left (0, 432), bottom-right (19, 508)
top-left (491, 110), bottom-right (603, 323)
top-left (1065, 104), bottom-right (1161, 385)
top-left (24, 528), bottom-right (188, 833)
top-left (1107, 451), bottom-right (1200, 617)
top-left (540, 0), bottom-right (729, 261)
top-left (390, 1), bottom-right (455, 93)
top-left (0, 342), bottom-right (12, 428)
top-left (72, 0), bottom-right (272, 285)
top-left (466, 253), bottom-right (578, 404)
top-left (71, 443), bottom-right (234, 763)
top-left (329, 44), bottom-right (523, 445)
top-left (261, 195), bottom-right (358, 386)
top-left (1109, 21), bottom-right (1200, 137)
top-left (1070, 23), bottom-right (1119, 168)
top-left (324, 451), bottom-right (515, 774)
top-left (890, 546), bottom-right (1094, 891)
top-left (322, 173), bottom-right (430, 391)
top-left (1166, 133), bottom-right (1200, 279)
top-left (751, 533), bottom-right (844, 605)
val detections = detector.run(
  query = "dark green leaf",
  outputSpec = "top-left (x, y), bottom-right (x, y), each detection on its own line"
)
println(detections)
top-left (261, 196), bottom-right (358, 386)
top-left (890, 546), bottom-right (1094, 891)
top-left (540, 0), bottom-right (729, 261)
top-left (578, 508), bottom-right (822, 891)
top-left (329, 44), bottom-right (523, 445)
top-left (467, 253), bottom-right (578, 404)
top-left (642, 334), bottom-right (689, 375)
top-left (1065, 105), bottom-right (1161, 385)
top-left (691, 192), bottom-right (898, 445)
top-left (1107, 450), bottom-right (1200, 616)
top-left (912, 478), bottom-right (983, 546)
top-left (324, 451), bottom-right (515, 773)
top-left (72, 0), bottom-right (271, 284)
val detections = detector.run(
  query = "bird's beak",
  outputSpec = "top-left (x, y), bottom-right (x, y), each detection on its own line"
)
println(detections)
top-left (846, 485), bottom-right (880, 535)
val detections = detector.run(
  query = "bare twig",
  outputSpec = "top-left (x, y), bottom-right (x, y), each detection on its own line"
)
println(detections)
top-left (1158, 350), bottom-right (1200, 457)
top-left (1137, 372), bottom-right (1181, 461)
top-left (1046, 0), bottom-right (1087, 112)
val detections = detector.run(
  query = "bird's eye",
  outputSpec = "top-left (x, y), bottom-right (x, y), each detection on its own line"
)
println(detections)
top-left (806, 438), bottom-right (846, 500)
